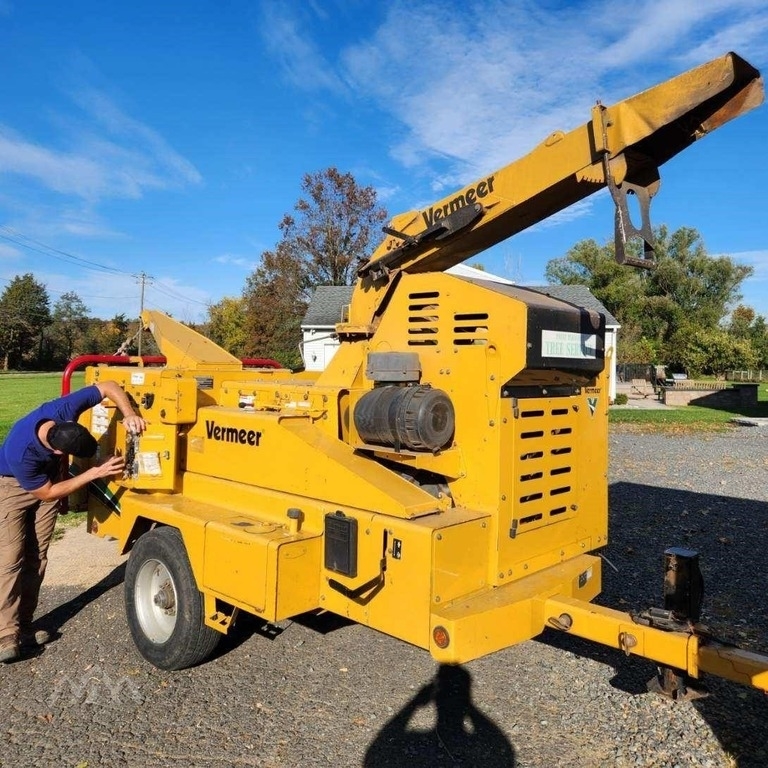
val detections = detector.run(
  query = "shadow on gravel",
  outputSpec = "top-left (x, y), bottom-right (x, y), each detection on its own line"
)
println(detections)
top-left (35, 562), bottom-right (126, 638)
top-left (211, 609), bottom-right (356, 661)
top-left (364, 664), bottom-right (516, 767)
top-left (542, 481), bottom-right (768, 767)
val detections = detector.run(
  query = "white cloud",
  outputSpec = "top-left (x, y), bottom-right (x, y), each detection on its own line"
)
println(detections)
top-left (713, 250), bottom-right (768, 316)
top-left (0, 87), bottom-right (201, 203)
top-left (338, 0), bottom-right (768, 192)
top-left (4, 202), bottom-right (122, 240)
top-left (0, 126), bottom-right (107, 199)
top-left (527, 200), bottom-right (597, 233)
top-left (0, 242), bottom-right (21, 260)
top-left (258, 4), bottom-right (348, 95)
top-left (726, 249), bottom-right (768, 280)
top-left (596, 0), bottom-right (768, 69)
top-left (213, 253), bottom-right (258, 270)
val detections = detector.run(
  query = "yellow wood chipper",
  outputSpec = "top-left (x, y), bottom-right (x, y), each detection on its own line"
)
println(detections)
top-left (69, 52), bottom-right (768, 698)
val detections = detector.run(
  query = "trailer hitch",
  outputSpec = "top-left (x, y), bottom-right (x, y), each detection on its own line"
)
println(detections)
top-left (632, 548), bottom-right (709, 699)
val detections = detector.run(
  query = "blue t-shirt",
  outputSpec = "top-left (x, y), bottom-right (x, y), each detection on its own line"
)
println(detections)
top-left (0, 385), bottom-right (104, 491)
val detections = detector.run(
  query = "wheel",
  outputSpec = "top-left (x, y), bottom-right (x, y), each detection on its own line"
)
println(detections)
top-left (125, 526), bottom-right (221, 670)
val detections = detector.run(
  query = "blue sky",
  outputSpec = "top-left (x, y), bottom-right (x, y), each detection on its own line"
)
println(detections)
top-left (1, 0), bottom-right (767, 324)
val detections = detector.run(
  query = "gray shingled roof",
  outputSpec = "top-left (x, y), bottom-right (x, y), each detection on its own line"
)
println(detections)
top-left (302, 283), bottom-right (619, 328)
top-left (301, 285), bottom-right (354, 327)
top-left (526, 285), bottom-right (620, 327)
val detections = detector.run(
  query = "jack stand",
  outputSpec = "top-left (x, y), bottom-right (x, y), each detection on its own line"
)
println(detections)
top-left (648, 666), bottom-right (708, 701)
top-left (646, 548), bottom-right (709, 700)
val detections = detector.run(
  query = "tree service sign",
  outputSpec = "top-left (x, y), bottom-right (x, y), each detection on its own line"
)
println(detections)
top-left (541, 330), bottom-right (598, 359)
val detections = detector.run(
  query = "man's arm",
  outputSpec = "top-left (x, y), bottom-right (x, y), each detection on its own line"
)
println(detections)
top-left (96, 380), bottom-right (146, 434)
top-left (29, 455), bottom-right (125, 502)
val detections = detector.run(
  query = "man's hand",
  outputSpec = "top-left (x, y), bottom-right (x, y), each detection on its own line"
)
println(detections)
top-left (123, 414), bottom-right (146, 434)
top-left (30, 453), bottom-right (128, 502)
top-left (90, 454), bottom-right (126, 479)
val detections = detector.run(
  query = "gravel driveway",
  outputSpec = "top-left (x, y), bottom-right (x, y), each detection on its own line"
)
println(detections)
top-left (1, 426), bottom-right (766, 768)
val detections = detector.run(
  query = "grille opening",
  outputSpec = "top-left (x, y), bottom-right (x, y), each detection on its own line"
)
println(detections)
top-left (520, 513), bottom-right (543, 525)
top-left (453, 310), bottom-right (488, 346)
top-left (521, 430), bottom-right (544, 439)
top-left (551, 447), bottom-right (572, 455)
top-left (521, 451), bottom-right (544, 460)
top-left (550, 506), bottom-right (567, 516)
top-left (550, 486), bottom-right (571, 496)
top-left (409, 291), bottom-right (439, 300)
top-left (550, 466), bottom-right (571, 476)
top-left (551, 408), bottom-right (568, 416)
top-left (521, 410), bottom-right (545, 418)
top-left (551, 427), bottom-right (573, 435)
top-left (520, 471), bottom-right (543, 482)
top-left (407, 323), bottom-right (439, 347)
top-left (409, 315), bottom-right (438, 323)
top-left (520, 492), bottom-right (543, 503)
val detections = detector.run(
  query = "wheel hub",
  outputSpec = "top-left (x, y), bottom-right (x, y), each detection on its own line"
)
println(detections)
top-left (153, 581), bottom-right (176, 611)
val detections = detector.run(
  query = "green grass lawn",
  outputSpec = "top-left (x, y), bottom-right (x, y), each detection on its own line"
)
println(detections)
top-left (0, 372), bottom-right (87, 535)
top-left (0, 372), bottom-right (84, 442)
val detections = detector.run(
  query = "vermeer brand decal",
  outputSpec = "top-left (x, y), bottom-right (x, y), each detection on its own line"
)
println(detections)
top-left (205, 420), bottom-right (262, 446)
top-left (421, 176), bottom-right (495, 228)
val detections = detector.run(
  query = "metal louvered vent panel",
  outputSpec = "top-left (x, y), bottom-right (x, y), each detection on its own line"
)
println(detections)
top-left (407, 291), bottom-right (440, 347)
top-left (510, 403), bottom-right (577, 538)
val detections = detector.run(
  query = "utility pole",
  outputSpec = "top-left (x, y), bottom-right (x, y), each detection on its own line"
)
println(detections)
top-left (137, 272), bottom-right (150, 356)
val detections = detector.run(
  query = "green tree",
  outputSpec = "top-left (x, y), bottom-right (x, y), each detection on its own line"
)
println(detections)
top-left (645, 227), bottom-right (752, 332)
top-left (728, 304), bottom-right (768, 369)
top-left (50, 291), bottom-right (90, 362)
top-left (242, 168), bottom-right (387, 367)
top-left (728, 304), bottom-right (756, 339)
top-left (206, 297), bottom-right (248, 356)
top-left (545, 226), bottom-right (754, 365)
top-left (673, 327), bottom-right (758, 378)
top-left (0, 273), bottom-right (51, 370)
top-left (79, 314), bottom-right (132, 355)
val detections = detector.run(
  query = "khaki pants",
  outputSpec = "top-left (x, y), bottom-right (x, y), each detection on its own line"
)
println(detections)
top-left (0, 477), bottom-right (60, 643)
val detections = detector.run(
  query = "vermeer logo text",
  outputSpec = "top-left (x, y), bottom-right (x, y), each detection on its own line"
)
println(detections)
top-left (205, 420), bottom-right (262, 447)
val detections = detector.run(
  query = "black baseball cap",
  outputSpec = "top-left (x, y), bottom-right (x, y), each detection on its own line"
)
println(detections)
top-left (48, 422), bottom-right (98, 458)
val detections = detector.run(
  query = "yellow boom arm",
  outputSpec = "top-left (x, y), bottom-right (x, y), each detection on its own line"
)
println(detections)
top-left (351, 52), bottom-right (762, 329)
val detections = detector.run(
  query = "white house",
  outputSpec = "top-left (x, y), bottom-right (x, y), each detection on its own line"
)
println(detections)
top-left (301, 269), bottom-right (620, 401)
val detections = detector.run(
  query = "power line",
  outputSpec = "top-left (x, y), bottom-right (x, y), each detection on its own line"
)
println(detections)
top-left (148, 281), bottom-right (210, 307)
top-left (0, 227), bottom-right (133, 276)
top-left (1, 227), bottom-right (214, 311)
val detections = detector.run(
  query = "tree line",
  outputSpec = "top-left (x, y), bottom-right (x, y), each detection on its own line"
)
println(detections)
top-left (0, 275), bottom-right (134, 370)
top-left (545, 226), bottom-right (767, 377)
top-left (2, 167), bottom-right (765, 378)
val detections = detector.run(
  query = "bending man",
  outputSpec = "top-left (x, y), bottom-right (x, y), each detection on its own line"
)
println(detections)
top-left (0, 380), bottom-right (145, 663)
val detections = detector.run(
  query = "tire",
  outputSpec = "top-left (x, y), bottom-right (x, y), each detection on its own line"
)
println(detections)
top-left (125, 526), bottom-right (221, 670)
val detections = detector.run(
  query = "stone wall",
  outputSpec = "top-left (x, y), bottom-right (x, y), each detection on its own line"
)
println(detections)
top-left (662, 383), bottom-right (758, 407)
